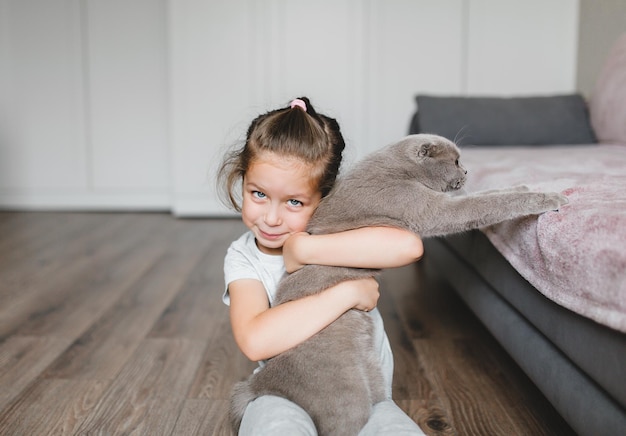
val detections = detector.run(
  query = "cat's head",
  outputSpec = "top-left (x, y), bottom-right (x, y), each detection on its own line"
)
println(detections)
top-left (403, 134), bottom-right (467, 192)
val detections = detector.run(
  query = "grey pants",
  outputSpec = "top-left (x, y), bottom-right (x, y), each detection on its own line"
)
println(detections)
top-left (239, 395), bottom-right (426, 435)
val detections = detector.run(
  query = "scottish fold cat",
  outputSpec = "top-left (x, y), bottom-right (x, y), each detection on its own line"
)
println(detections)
top-left (230, 134), bottom-right (568, 435)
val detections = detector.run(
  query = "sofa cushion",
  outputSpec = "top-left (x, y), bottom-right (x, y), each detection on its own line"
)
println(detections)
top-left (590, 33), bottom-right (626, 144)
top-left (410, 94), bottom-right (597, 146)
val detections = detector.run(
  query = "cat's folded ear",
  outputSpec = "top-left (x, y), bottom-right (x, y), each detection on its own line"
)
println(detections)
top-left (418, 143), bottom-right (437, 158)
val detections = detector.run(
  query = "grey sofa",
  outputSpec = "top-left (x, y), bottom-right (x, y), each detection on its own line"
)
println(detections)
top-left (410, 34), bottom-right (626, 436)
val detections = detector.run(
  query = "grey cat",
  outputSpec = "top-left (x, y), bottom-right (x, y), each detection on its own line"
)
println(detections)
top-left (230, 134), bottom-right (568, 435)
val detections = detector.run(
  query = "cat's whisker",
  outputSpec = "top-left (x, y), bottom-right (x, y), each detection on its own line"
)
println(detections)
top-left (454, 125), bottom-right (470, 146)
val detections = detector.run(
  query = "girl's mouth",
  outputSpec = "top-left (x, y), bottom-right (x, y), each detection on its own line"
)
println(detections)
top-left (259, 229), bottom-right (284, 241)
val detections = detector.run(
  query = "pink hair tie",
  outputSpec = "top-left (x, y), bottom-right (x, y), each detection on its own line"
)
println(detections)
top-left (290, 98), bottom-right (307, 112)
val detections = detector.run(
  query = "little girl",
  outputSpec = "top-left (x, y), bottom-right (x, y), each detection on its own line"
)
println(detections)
top-left (218, 97), bottom-right (426, 435)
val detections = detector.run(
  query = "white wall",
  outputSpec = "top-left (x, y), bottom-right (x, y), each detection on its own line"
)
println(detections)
top-left (0, 0), bottom-right (581, 216)
top-left (0, 0), bottom-right (170, 210)
top-left (577, 0), bottom-right (626, 97)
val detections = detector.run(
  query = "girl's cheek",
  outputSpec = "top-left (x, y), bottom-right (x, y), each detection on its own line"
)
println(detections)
top-left (241, 198), bottom-right (258, 220)
top-left (295, 210), bottom-right (315, 231)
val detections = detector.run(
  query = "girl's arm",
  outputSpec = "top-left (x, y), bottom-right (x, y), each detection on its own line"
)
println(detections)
top-left (228, 276), bottom-right (379, 362)
top-left (283, 227), bottom-right (424, 273)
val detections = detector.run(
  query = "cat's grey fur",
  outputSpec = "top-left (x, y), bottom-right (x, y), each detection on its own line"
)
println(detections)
top-left (230, 134), bottom-right (568, 435)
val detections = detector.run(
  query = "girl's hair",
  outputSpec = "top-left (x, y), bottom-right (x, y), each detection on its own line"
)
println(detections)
top-left (217, 97), bottom-right (346, 211)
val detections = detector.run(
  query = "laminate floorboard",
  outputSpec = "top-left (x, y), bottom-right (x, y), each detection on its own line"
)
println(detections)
top-left (0, 212), bottom-right (574, 435)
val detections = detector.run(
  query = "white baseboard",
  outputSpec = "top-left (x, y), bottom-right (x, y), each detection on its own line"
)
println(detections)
top-left (0, 190), bottom-right (171, 212)
top-left (171, 193), bottom-right (238, 218)
top-left (0, 190), bottom-right (239, 218)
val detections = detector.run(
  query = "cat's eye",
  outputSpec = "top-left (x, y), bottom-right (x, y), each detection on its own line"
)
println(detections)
top-left (455, 159), bottom-right (459, 166)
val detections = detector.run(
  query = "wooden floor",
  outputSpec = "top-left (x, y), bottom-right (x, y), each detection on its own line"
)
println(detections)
top-left (0, 212), bottom-right (575, 435)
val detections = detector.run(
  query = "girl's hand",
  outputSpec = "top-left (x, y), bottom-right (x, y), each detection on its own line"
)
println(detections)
top-left (228, 276), bottom-right (380, 361)
top-left (345, 277), bottom-right (380, 312)
top-left (283, 232), bottom-right (309, 273)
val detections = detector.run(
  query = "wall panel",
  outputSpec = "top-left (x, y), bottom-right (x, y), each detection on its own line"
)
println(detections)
top-left (0, 0), bottom-right (582, 214)
top-left (367, 0), bottom-right (466, 153)
top-left (169, 0), bottom-right (254, 215)
top-left (86, 0), bottom-right (170, 190)
top-left (276, 0), bottom-right (367, 162)
top-left (467, 0), bottom-right (579, 95)
top-left (0, 0), bottom-right (87, 191)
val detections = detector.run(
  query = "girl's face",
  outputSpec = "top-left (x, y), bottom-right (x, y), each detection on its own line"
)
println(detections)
top-left (242, 153), bottom-right (322, 255)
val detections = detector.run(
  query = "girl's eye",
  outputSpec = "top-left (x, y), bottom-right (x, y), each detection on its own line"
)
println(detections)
top-left (288, 199), bottom-right (303, 207)
top-left (252, 191), bottom-right (266, 199)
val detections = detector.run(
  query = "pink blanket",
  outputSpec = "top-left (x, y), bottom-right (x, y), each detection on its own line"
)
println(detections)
top-left (461, 144), bottom-right (626, 332)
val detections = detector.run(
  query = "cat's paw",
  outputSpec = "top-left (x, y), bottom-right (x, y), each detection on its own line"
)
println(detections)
top-left (542, 192), bottom-right (569, 211)
top-left (511, 185), bottom-right (530, 193)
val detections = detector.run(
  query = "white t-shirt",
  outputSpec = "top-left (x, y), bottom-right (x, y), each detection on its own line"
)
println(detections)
top-left (223, 231), bottom-right (286, 306)
top-left (223, 230), bottom-right (394, 397)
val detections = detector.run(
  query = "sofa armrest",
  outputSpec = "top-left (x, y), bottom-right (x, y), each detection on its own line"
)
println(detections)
top-left (590, 33), bottom-right (626, 145)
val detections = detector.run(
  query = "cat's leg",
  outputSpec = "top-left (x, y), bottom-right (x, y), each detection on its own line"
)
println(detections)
top-left (473, 185), bottom-right (529, 195)
top-left (243, 313), bottom-right (376, 435)
top-left (422, 190), bottom-right (568, 237)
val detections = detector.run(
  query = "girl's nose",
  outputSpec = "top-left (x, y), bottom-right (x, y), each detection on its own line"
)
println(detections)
top-left (264, 206), bottom-right (282, 226)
